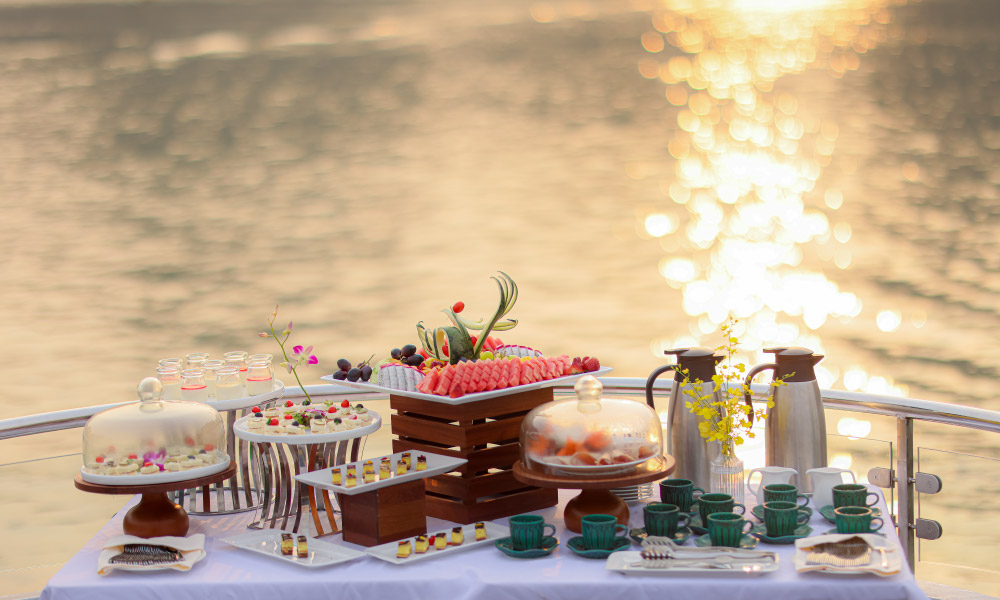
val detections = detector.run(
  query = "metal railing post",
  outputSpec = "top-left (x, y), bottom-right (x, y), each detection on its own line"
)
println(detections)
top-left (897, 415), bottom-right (916, 571)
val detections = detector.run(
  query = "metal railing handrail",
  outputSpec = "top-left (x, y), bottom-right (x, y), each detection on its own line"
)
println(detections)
top-left (3, 379), bottom-right (999, 440)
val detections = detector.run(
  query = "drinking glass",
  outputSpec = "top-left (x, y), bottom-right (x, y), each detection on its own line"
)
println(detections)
top-left (155, 366), bottom-right (182, 401)
top-left (181, 369), bottom-right (208, 402)
top-left (215, 366), bottom-right (243, 401)
top-left (246, 360), bottom-right (274, 395)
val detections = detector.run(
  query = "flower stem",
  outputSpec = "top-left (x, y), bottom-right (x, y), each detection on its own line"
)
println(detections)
top-left (269, 321), bottom-right (312, 403)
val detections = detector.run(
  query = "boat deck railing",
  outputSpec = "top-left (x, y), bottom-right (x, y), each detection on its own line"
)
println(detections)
top-left (1, 378), bottom-right (998, 598)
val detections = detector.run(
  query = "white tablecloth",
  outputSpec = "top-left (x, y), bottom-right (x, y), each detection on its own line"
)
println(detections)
top-left (42, 485), bottom-right (927, 600)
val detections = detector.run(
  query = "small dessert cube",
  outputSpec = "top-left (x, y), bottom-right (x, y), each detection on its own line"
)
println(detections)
top-left (397, 540), bottom-right (412, 559)
top-left (416, 455), bottom-right (427, 471)
top-left (475, 522), bottom-right (487, 541)
top-left (395, 461), bottom-right (407, 476)
top-left (402, 452), bottom-right (412, 470)
top-left (434, 534), bottom-right (447, 550)
top-left (331, 469), bottom-right (342, 485)
top-left (451, 526), bottom-right (464, 546)
top-left (346, 473), bottom-right (357, 488)
top-left (415, 535), bottom-right (429, 554)
top-left (297, 536), bottom-right (308, 557)
top-left (280, 533), bottom-right (293, 556)
top-left (363, 470), bottom-right (375, 484)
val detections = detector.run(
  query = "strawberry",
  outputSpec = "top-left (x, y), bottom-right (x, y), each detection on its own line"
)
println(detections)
top-left (252, 406), bottom-right (261, 413)
top-left (204, 444), bottom-right (215, 452)
top-left (570, 357), bottom-right (585, 375)
top-left (184, 437), bottom-right (195, 446)
top-left (328, 407), bottom-right (337, 413)
top-left (341, 399), bottom-right (351, 408)
top-left (95, 456), bottom-right (104, 463)
top-left (269, 418), bottom-right (279, 426)
top-left (285, 400), bottom-right (294, 408)
top-left (128, 453), bottom-right (138, 459)
top-left (583, 357), bottom-right (601, 372)
top-left (452, 301), bottom-right (465, 313)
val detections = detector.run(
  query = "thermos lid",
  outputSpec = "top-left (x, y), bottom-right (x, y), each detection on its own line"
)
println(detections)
top-left (664, 347), bottom-right (723, 382)
top-left (764, 347), bottom-right (824, 382)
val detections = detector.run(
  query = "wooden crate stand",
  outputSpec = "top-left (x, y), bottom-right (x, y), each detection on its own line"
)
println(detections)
top-left (390, 387), bottom-right (559, 523)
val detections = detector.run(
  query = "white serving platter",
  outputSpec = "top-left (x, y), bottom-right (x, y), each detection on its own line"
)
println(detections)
top-left (606, 551), bottom-right (780, 576)
top-left (295, 451), bottom-right (468, 495)
top-left (322, 367), bottom-right (613, 405)
top-left (219, 529), bottom-right (366, 569)
top-left (232, 411), bottom-right (381, 445)
top-left (793, 534), bottom-right (901, 576)
top-left (80, 455), bottom-right (231, 486)
top-left (365, 521), bottom-right (509, 565)
top-left (207, 379), bottom-right (285, 412)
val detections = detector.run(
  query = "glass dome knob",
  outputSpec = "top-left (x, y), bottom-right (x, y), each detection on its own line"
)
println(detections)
top-left (137, 377), bottom-right (164, 405)
top-left (574, 375), bottom-right (603, 414)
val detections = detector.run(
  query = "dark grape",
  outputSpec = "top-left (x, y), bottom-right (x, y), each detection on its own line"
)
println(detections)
top-left (405, 354), bottom-right (424, 367)
top-left (302, 399), bottom-right (311, 406)
top-left (390, 348), bottom-right (402, 360)
top-left (337, 358), bottom-right (351, 371)
top-left (332, 371), bottom-right (348, 380)
top-left (347, 368), bottom-right (362, 382)
top-left (360, 365), bottom-right (373, 381)
top-left (401, 344), bottom-right (417, 358)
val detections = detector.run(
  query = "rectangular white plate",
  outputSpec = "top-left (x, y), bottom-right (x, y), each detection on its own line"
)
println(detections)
top-left (218, 530), bottom-right (366, 569)
top-left (294, 451), bottom-right (468, 496)
top-left (366, 522), bottom-right (509, 565)
top-left (606, 551), bottom-right (779, 576)
top-left (321, 367), bottom-right (613, 405)
top-left (794, 535), bottom-right (902, 576)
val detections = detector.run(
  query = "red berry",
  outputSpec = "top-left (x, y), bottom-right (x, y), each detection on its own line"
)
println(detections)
top-left (252, 406), bottom-right (260, 413)
top-left (95, 456), bottom-right (104, 463)
top-left (328, 407), bottom-right (337, 413)
top-left (204, 444), bottom-right (214, 451)
top-left (144, 462), bottom-right (153, 467)
top-left (128, 453), bottom-right (138, 459)
top-left (452, 301), bottom-right (465, 313)
top-left (184, 436), bottom-right (195, 446)
top-left (285, 400), bottom-right (294, 407)
top-left (284, 414), bottom-right (292, 420)
top-left (341, 399), bottom-right (350, 408)
top-left (269, 418), bottom-right (278, 425)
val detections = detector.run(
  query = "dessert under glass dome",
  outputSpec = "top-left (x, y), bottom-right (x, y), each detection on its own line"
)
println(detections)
top-left (81, 377), bottom-right (230, 484)
top-left (520, 375), bottom-right (663, 476)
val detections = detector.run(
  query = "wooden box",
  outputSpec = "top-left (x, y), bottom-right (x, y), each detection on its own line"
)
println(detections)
top-left (339, 478), bottom-right (427, 546)
top-left (390, 387), bottom-right (559, 524)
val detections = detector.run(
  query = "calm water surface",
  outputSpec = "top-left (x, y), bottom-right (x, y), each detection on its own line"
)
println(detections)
top-left (0, 0), bottom-right (998, 593)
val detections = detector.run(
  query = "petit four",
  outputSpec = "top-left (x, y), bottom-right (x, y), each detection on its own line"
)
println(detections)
top-left (396, 461), bottom-right (407, 476)
top-left (297, 535), bottom-right (308, 557)
top-left (346, 473), bottom-right (357, 488)
top-left (415, 535), bottom-right (429, 554)
top-left (451, 527), bottom-right (464, 546)
top-left (363, 470), bottom-right (375, 484)
top-left (331, 469), bottom-right (342, 485)
top-left (475, 522), bottom-right (486, 541)
top-left (280, 533), bottom-right (293, 556)
top-left (402, 452), bottom-right (412, 470)
top-left (379, 459), bottom-right (391, 480)
top-left (248, 413), bottom-right (265, 430)
top-left (417, 455), bottom-right (427, 471)
top-left (434, 534), bottom-right (447, 550)
top-left (140, 463), bottom-right (160, 475)
top-left (397, 540), bottom-right (411, 558)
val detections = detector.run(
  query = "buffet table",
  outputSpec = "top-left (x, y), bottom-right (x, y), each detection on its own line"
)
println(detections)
top-left (41, 485), bottom-right (927, 600)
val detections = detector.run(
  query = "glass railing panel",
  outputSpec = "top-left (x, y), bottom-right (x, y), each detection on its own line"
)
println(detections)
top-left (0, 453), bottom-right (128, 598)
top-left (916, 444), bottom-right (1000, 596)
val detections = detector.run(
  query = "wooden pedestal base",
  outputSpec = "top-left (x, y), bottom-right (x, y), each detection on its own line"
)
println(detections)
top-left (123, 492), bottom-right (190, 538)
top-left (340, 478), bottom-right (427, 547)
top-left (563, 489), bottom-right (628, 533)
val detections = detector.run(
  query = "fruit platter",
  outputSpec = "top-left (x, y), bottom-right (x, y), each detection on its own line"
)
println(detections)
top-left (322, 272), bottom-right (609, 405)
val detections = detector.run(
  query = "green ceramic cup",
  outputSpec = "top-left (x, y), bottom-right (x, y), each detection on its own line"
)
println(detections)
top-left (762, 483), bottom-right (810, 510)
top-left (509, 514), bottom-right (556, 550)
top-left (762, 500), bottom-right (811, 537)
top-left (834, 506), bottom-right (884, 534)
top-left (697, 492), bottom-right (746, 525)
top-left (580, 514), bottom-right (628, 550)
top-left (832, 483), bottom-right (879, 509)
top-left (706, 512), bottom-right (753, 547)
top-left (659, 479), bottom-right (705, 513)
top-left (644, 503), bottom-right (688, 537)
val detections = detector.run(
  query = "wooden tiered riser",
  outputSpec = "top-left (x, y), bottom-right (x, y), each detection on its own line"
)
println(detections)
top-left (390, 388), bottom-right (559, 524)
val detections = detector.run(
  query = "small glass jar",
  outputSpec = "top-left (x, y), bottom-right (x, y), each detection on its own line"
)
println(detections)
top-left (215, 366), bottom-right (243, 401)
top-left (246, 360), bottom-right (274, 396)
top-left (248, 353), bottom-right (273, 365)
top-left (185, 352), bottom-right (210, 370)
top-left (158, 358), bottom-right (183, 370)
top-left (224, 351), bottom-right (249, 385)
top-left (155, 366), bottom-right (182, 401)
top-left (181, 369), bottom-right (208, 402)
top-left (202, 359), bottom-right (226, 399)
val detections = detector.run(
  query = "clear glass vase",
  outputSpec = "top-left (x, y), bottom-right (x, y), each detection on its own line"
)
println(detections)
top-left (710, 442), bottom-right (745, 503)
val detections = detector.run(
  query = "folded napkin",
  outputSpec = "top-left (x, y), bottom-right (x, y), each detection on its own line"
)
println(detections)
top-left (794, 533), bottom-right (901, 576)
top-left (97, 534), bottom-right (206, 575)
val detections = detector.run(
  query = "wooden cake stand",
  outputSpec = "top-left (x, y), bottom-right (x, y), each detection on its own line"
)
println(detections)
top-left (512, 455), bottom-right (675, 533)
top-left (74, 463), bottom-right (237, 538)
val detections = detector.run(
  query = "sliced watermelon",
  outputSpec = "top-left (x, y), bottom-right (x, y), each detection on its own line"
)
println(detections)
top-left (448, 376), bottom-right (465, 398)
top-left (434, 366), bottom-right (454, 396)
top-left (419, 369), bottom-right (440, 394)
top-left (508, 358), bottom-right (521, 387)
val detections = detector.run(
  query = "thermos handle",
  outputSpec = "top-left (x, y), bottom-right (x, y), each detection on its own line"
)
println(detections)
top-left (645, 364), bottom-right (679, 408)
top-left (743, 363), bottom-right (776, 425)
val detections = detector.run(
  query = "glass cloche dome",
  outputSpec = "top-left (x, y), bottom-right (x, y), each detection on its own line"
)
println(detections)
top-left (520, 375), bottom-right (663, 476)
top-left (81, 377), bottom-right (229, 483)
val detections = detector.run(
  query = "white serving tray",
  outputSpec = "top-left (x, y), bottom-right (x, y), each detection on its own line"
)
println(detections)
top-left (793, 534), bottom-right (901, 576)
top-left (80, 455), bottom-right (231, 486)
top-left (606, 551), bottom-right (780, 576)
top-left (322, 367), bottom-right (613, 405)
top-left (294, 451), bottom-right (467, 495)
top-left (365, 522), bottom-right (509, 565)
top-left (219, 529), bottom-right (366, 569)
top-left (207, 380), bottom-right (285, 412)
top-left (232, 411), bottom-right (381, 445)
